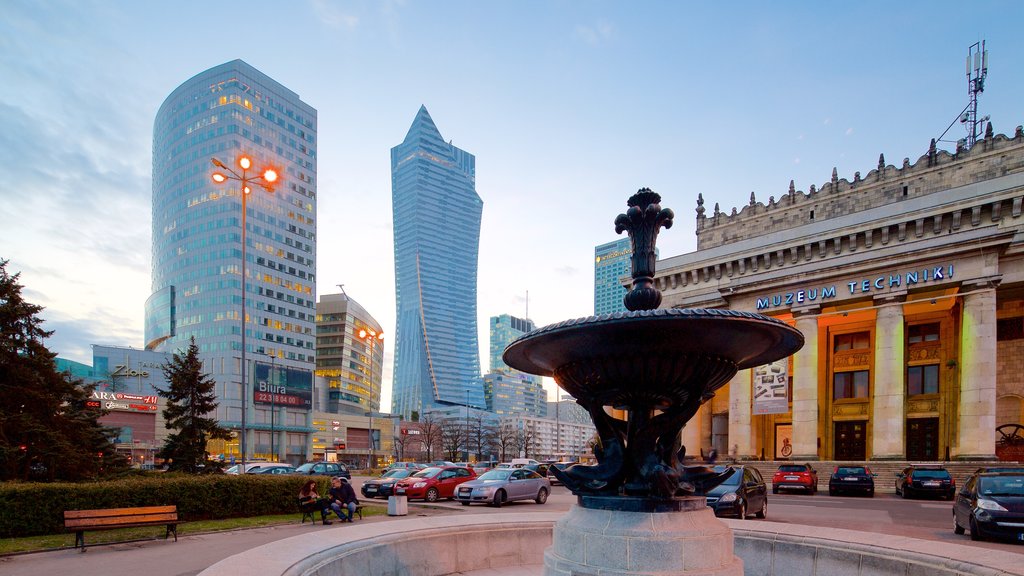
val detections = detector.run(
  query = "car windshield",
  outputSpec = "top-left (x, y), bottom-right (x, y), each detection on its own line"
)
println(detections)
top-left (979, 476), bottom-right (1024, 496)
top-left (479, 470), bottom-right (514, 481)
top-left (413, 467), bottom-right (441, 478)
top-left (718, 468), bottom-right (742, 486)
top-left (296, 463), bottom-right (314, 473)
top-left (912, 469), bottom-right (949, 479)
top-left (837, 467), bottom-right (866, 475)
top-left (778, 465), bottom-right (806, 472)
top-left (382, 469), bottom-right (411, 479)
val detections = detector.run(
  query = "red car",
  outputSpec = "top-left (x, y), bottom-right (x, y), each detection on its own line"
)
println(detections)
top-left (772, 463), bottom-right (818, 494)
top-left (393, 465), bottom-right (477, 502)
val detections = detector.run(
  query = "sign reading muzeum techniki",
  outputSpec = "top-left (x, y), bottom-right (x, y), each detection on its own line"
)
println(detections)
top-left (756, 264), bottom-right (955, 311)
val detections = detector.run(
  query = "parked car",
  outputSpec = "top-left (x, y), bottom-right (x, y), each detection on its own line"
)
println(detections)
top-left (522, 463), bottom-right (549, 478)
top-left (895, 465), bottom-right (955, 500)
top-left (705, 465), bottom-right (768, 519)
top-left (362, 468), bottom-right (416, 499)
top-left (387, 462), bottom-right (425, 472)
top-left (225, 462), bottom-right (271, 475)
top-left (828, 465), bottom-right (875, 496)
top-left (772, 463), bottom-right (818, 494)
top-left (247, 464), bottom-right (297, 475)
top-left (455, 468), bottom-right (551, 507)
top-left (974, 466), bottom-right (1024, 474)
top-left (953, 472), bottom-right (1024, 542)
top-left (430, 460), bottom-right (457, 467)
top-left (394, 466), bottom-right (476, 502)
top-left (295, 461), bottom-right (351, 480)
top-left (472, 461), bottom-right (498, 475)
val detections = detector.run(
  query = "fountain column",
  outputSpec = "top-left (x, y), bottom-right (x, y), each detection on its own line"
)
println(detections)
top-left (792, 307), bottom-right (819, 460)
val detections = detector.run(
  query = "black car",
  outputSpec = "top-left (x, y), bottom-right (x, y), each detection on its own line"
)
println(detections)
top-left (361, 468), bottom-right (414, 498)
top-left (705, 465), bottom-right (768, 519)
top-left (953, 472), bottom-right (1024, 542)
top-left (828, 465), bottom-right (875, 496)
top-left (295, 461), bottom-right (351, 480)
top-left (895, 465), bottom-right (955, 500)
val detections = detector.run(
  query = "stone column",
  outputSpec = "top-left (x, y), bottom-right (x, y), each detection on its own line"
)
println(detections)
top-left (728, 369), bottom-right (753, 459)
top-left (958, 284), bottom-right (999, 460)
top-left (872, 294), bottom-right (906, 459)
top-left (792, 308), bottom-right (820, 460)
top-left (681, 404), bottom-right (705, 460)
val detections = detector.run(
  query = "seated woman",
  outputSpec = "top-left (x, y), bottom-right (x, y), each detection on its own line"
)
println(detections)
top-left (298, 479), bottom-right (333, 525)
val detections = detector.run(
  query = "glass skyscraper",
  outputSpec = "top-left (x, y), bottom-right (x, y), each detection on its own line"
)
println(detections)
top-left (484, 314), bottom-right (546, 418)
top-left (390, 106), bottom-right (483, 419)
top-left (146, 60), bottom-right (317, 462)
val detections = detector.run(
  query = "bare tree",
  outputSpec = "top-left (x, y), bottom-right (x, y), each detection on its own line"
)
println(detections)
top-left (516, 426), bottom-right (538, 459)
top-left (496, 422), bottom-right (519, 462)
top-left (440, 419), bottom-right (464, 462)
top-left (416, 413), bottom-right (445, 462)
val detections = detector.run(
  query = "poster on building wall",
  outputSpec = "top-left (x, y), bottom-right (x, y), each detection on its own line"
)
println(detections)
top-left (253, 362), bottom-right (312, 409)
top-left (775, 424), bottom-right (793, 459)
top-left (752, 359), bottom-right (789, 415)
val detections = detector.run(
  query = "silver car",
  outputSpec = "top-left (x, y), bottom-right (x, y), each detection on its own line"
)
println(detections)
top-left (454, 468), bottom-right (551, 507)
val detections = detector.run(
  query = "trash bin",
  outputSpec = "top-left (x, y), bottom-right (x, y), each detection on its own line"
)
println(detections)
top-left (388, 495), bottom-right (408, 516)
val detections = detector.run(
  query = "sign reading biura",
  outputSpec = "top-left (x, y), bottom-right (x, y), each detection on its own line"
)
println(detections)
top-left (756, 264), bottom-right (955, 311)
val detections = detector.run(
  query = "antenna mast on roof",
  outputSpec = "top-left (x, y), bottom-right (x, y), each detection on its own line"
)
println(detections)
top-left (962, 40), bottom-right (989, 150)
top-left (936, 40), bottom-right (989, 151)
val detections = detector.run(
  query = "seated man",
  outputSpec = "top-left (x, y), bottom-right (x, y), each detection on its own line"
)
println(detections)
top-left (329, 477), bottom-right (360, 522)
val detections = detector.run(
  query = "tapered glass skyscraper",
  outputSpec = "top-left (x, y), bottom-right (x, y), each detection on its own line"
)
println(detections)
top-left (146, 60), bottom-right (317, 462)
top-left (390, 106), bottom-right (483, 419)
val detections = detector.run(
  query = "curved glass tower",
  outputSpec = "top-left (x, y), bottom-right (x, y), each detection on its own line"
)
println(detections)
top-left (390, 106), bottom-right (484, 419)
top-left (147, 60), bottom-right (317, 462)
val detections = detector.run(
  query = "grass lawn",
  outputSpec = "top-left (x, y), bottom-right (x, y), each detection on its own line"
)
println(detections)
top-left (0, 507), bottom-right (389, 556)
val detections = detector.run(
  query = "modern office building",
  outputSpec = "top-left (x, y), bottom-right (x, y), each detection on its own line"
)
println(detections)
top-left (657, 128), bottom-right (1024, 462)
top-left (146, 60), bottom-right (318, 463)
top-left (483, 370), bottom-right (547, 418)
top-left (390, 106), bottom-right (484, 419)
top-left (503, 414), bottom-right (596, 462)
top-left (595, 238), bottom-right (656, 315)
top-left (315, 291), bottom-right (384, 415)
top-left (488, 314), bottom-right (541, 383)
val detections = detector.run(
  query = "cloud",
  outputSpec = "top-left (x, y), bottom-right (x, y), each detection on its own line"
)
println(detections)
top-left (793, 157), bottom-right (801, 164)
top-left (823, 118), bottom-right (831, 125)
top-left (845, 127), bottom-right (854, 136)
top-left (555, 265), bottom-right (578, 276)
top-left (311, 0), bottom-right (359, 29)
top-left (575, 19), bottom-right (615, 45)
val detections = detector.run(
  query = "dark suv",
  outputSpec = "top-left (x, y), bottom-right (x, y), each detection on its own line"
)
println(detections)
top-left (705, 465), bottom-right (768, 519)
top-left (295, 461), bottom-right (351, 480)
top-left (896, 465), bottom-right (954, 500)
top-left (828, 465), bottom-right (875, 496)
top-left (953, 472), bottom-right (1024, 542)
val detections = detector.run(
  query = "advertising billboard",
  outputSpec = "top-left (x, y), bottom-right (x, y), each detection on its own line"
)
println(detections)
top-left (752, 359), bottom-right (789, 415)
top-left (253, 362), bottom-right (312, 409)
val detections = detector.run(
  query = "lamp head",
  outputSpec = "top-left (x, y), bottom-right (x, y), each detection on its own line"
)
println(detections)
top-left (212, 173), bottom-right (227, 183)
top-left (263, 169), bottom-right (278, 183)
top-left (238, 156), bottom-right (252, 170)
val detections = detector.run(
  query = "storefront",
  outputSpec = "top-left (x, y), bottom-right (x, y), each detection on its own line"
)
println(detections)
top-left (659, 129), bottom-right (1024, 461)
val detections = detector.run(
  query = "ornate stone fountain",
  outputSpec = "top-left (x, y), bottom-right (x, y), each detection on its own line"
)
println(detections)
top-left (503, 189), bottom-right (804, 575)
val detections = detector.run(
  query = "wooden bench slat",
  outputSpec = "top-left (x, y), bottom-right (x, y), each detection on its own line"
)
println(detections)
top-left (65, 513), bottom-right (178, 529)
top-left (64, 506), bottom-right (177, 520)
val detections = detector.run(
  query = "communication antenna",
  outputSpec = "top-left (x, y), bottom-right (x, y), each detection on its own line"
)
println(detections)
top-left (936, 40), bottom-right (990, 151)
top-left (336, 283), bottom-right (347, 298)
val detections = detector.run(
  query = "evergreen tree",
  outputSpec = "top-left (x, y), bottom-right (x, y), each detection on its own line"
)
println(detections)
top-left (156, 337), bottom-right (231, 472)
top-left (0, 259), bottom-right (125, 481)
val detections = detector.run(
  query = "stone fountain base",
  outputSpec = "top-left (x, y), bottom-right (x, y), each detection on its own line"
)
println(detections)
top-left (544, 497), bottom-right (742, 576)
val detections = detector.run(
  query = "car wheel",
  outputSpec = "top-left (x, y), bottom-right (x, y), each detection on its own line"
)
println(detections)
top-left (810, 485), bottom-right (817, 495)
top-left (425, 487), bottom-right (440, 502)
top-left (755, 499), bottom-right (766, 519)
top-left (829, 488), bottom-right (836, 496)
top-left (969, 516), bottom-right (982, 541)
top-left (461, 501), bottom-right (471, 506)
top-left (737, 501), bottom-right (747, 520)
top-left (492, 490), bottom-right (505, 508)
top-left (953, 512), bottom-right (965, 535)
top-left (535, 488), bottom-right (549, 504)
top-left (772, 486), bottom-right (778, 494)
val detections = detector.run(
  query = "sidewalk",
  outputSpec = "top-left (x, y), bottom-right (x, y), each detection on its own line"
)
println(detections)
top-left (0, 507), bottom-right (447, 576)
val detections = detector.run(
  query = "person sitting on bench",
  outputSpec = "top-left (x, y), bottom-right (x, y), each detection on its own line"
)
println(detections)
top-left (329, 476), bottom-right (359, 522)
top-left (299, 480), bottom-right (333, 525)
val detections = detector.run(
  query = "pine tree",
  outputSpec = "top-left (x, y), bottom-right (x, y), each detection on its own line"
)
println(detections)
top-left (0, 259), bottom-right (125, 481)
top-left (156, 337), bottom-right (231, 472)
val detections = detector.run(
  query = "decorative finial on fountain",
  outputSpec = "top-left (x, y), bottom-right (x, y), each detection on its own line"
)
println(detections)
top-left (614, 188), bottom-right (674, 311)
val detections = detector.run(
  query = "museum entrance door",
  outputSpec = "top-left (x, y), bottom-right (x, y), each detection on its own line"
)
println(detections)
top-left (906, 417), bottom-right (939, 461)
top-left (834, 420), bottom-right (867, 460)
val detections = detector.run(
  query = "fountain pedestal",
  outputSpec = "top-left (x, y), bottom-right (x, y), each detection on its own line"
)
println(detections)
top-left (545, 499), bottom-right (742, 576)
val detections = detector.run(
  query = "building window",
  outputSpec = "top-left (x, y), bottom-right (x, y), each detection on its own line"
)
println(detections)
top-left (833, 370), bottom-right (869, 400)
top-left (907, 365), bottom-right (939, 395)
top-left (908, 323), bottom-right (940, 344)
top-left (997, 317), bottom-right (1024, 341)
top-left (833, 331), bottom-right (870, 352)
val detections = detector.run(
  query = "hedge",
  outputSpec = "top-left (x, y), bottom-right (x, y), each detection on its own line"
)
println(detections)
top-left (0, 474), bottom-right (332, 538)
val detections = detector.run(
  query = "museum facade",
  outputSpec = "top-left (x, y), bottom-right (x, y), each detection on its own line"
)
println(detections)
top-left (660, 127), bottom-right (1024, 461)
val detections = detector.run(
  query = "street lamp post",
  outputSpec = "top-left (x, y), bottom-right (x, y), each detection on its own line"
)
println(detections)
top-left (268, 353), bottom-right (277, 461)
top-left (211, 155), bottom-right (278, 472)
top-left (358, 328), bottom-right (384, 469)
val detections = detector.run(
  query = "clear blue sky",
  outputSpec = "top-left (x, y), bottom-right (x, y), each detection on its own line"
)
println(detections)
top-left (2, 1), bottom-right (1022, 407)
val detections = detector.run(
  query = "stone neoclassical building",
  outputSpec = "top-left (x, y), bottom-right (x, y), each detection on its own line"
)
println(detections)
top-left (663, 125), bottom-right (1024, 462)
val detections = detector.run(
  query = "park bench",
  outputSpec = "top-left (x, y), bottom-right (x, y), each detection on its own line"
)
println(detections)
top-left (299, 500), bottom-right (364, 524)
top-left (64, 505), bottom-right (181, 550)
